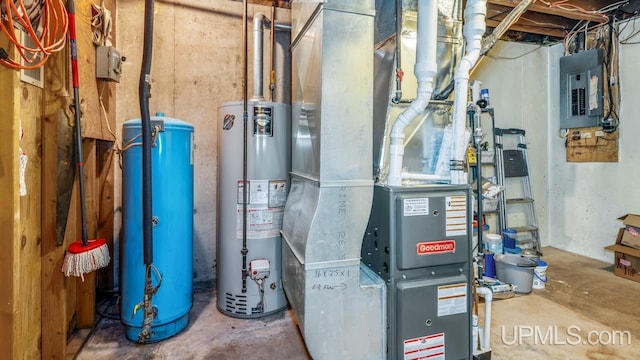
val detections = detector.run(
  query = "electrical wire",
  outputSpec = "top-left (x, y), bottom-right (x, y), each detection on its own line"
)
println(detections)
top-left (0, 0), bottom-right (68, 69)
top-left (486, 45), bottom-right (543, 60)
top-left (619, 17), bottom-right (640, 44)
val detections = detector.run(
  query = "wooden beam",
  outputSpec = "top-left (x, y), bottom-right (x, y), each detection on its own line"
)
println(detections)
top-left (486, 18), bottom-right (567, 38)
top-left (488, 0), bottom-right (606, 23)
top-left (248, 0), bottom-right (290, 9)
top-left (0, 36), bottom-right (21, 359)
top-left (75, 0), bottom-right (117, 141)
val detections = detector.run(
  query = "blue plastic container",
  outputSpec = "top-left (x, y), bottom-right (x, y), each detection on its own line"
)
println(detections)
top-left (503, 228), bottom-right (518, 252)
top-left (121, 114), bottom-right (194, 343)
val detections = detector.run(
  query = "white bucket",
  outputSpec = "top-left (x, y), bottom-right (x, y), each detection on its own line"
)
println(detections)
top-left (533, 260), bottom-right (548, 289)
top-left (484, 233), bottom-right (503, 254)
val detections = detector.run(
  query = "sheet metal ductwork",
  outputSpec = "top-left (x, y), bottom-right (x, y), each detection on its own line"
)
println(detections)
top-left (281, 1), bottom-right (386, 359)
top-left (374, 0), bottom-right (464, 183)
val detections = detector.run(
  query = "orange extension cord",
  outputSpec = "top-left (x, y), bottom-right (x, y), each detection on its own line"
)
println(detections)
top-left (0, 0), bottom-right (68, 69)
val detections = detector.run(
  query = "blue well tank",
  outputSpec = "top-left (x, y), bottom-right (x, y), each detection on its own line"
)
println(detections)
top-left (121, 113), bottom-right (194, 342)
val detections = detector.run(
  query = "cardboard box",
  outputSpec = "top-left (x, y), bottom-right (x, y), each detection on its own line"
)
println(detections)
top-left (605, 228), bottom-right (640, 283)
top-left (618, 214), bottom-right (640, 249)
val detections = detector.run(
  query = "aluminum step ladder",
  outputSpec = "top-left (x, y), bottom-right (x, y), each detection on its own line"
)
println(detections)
top-left (494, 128), bottom-right (541, 255)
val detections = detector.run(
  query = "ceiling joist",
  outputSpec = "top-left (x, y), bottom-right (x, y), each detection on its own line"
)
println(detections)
top-left (485, 19), bottom-right (566, 38)
top-left (487, 0), bottom-right (605, 23)
top-left (247, 0), bottom-right (291, 9)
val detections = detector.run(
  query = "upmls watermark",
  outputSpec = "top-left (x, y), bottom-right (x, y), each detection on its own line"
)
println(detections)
top-left (500, 325), bottom-right (632, 346)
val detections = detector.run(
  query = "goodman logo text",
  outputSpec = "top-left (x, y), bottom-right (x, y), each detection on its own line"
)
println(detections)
top-left (416, 240), bottom-right (456, 255)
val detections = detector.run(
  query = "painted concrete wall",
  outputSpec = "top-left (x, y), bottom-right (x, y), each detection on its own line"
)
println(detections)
top-left (115, 0), bottom-right (290, 284)
top-left (474, 21), bottom-right (640, 263)
top-left (472, 41), bottom-right (550, 249)
top-left (547, 19), bottom-right (640, 263)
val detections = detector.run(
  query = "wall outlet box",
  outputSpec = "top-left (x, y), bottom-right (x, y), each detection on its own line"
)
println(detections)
top-left (96, 46), bottom-right (121, 82)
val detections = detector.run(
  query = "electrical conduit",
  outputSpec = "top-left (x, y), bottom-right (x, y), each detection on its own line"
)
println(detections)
top-left (450, 0), bottom-right (486, 185)
top-left (388, 0), bottom-right (439, 187)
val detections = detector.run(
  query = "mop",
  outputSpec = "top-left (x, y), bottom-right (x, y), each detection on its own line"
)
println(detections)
top-left (62, 0), bottom-right (110, 280)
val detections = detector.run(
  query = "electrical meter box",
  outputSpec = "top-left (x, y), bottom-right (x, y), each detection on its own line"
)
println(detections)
top-left (559, 48), bottom-right (604, 129)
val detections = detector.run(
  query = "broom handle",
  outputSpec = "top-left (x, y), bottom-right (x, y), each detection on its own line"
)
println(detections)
top-left (69, 0), bottom-right (89, 246)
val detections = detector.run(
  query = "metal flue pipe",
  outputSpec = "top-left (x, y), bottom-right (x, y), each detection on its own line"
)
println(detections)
top-left (251, 13), bottom-right (271, 101)
top-left (387, 0), bottom-right (438, 186)
top-left (450, 0), bottom-right (486, 185)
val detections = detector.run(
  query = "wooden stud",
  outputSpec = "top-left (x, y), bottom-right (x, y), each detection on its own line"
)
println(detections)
top-left (75, 140), bottom-right (98, 328)
top-left (0, 36), bottom-right (21, 359)
top-left (41, 45), bottom-right (70, 359)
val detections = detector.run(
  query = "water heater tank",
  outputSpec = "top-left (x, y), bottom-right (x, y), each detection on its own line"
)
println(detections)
top-left (217, 101), bottom-right (291, 318)
top-left (121, 114), bottom-right (194, 342)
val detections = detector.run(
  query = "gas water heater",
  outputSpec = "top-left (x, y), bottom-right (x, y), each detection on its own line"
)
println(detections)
top-left (216, 101), bottom-right (290, 318)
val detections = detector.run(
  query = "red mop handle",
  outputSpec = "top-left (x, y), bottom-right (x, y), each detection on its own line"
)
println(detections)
top-left (68, 0), bottom-right (79, 89)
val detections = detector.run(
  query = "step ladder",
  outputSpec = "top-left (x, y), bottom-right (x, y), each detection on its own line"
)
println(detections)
top-left (494, 128), bottom-right (541, 255)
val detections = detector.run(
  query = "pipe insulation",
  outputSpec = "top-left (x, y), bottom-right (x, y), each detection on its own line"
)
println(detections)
top-left (140, 0), bottom-right (155, 266)
top-left (387, 0), bottom-right (438, 187)
top-left (251, 13), bottom-right (271, 101)
top-left (450, 0), bottom-right (486, 185)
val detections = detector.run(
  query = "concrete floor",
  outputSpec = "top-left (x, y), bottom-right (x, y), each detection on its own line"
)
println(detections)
top-left (74, 247), bottom-right (640, 359)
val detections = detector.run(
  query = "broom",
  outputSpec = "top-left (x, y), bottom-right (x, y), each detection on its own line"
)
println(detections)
top-left (62, 0), bottom-right (110, 280)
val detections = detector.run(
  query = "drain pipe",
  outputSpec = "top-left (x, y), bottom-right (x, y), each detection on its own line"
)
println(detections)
top-left (388, 0), bottom-right (439, 187)
top-left (450, 0), bottom-right (486, 185)
top-left (476, 286), bottom-right (493, 351)
top-left (251, 13), bottom-right (271, 101)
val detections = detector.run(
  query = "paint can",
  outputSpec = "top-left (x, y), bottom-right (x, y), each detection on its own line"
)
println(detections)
top-left (533, 260), bottom-right (548, 289)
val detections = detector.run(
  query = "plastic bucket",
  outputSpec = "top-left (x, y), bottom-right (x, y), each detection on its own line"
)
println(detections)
top-left (533, 260), bottom-right (548, 289)
top-left (484, 233), bottom-right (503, 254)
top-left (495, 254), bottom-right (537, 294)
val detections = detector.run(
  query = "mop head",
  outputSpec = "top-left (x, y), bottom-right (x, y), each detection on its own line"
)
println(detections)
top-left (62, 238), bottom-right (111, 281)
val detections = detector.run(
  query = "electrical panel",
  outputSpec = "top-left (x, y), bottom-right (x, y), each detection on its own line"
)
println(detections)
top-left (559, 48), bottom-right (604, 129)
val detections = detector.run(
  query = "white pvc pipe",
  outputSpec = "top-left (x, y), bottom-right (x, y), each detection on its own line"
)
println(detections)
top-left (450, 0), bottom-right (486, 184)
top-left (476, 286), bottom-right (493, 351)
top-left (388, 0), bottom-right (438, 186)
top-left (251, 13), bottom-right (270, 101)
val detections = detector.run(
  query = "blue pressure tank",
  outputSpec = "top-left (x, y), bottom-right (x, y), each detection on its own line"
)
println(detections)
top-left (121, 113), bottom-right (194, 343)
